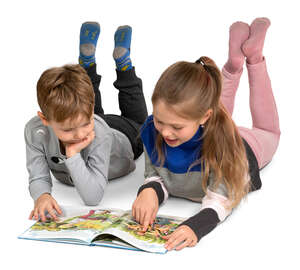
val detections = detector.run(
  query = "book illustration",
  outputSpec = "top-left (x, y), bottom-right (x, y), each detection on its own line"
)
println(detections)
top-left (19, 207), bottom-right (185, 253)
top-left (112, 213), bottom-right (178, 244)
top-left (30, 210), bottom-right (119, 232)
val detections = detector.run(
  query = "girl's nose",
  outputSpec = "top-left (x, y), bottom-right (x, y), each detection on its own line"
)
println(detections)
top-left (161, 127), bottom-right (172, 138)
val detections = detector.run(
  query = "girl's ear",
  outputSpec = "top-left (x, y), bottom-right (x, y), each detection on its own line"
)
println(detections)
top-left (200, 109), bottom-right (213, 125)
top-left (37, 111), bottom-right (49, 126)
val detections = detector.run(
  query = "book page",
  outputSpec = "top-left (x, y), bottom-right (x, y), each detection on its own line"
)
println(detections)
top-left (93, 212), bottom-right (185, 253)
top-left (19, 207), bottom-right (125, 244)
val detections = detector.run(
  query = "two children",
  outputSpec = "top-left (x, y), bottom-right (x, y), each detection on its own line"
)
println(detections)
top-left (25, 22), bottom-right (147, 222)
top-left (25, 18), bottom-right (280, 251)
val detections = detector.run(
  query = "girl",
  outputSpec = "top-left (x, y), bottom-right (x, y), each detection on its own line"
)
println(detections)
top-left (132, 17), bottom-right (280, 251)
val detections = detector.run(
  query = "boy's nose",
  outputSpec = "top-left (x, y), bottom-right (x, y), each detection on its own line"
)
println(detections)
top-left (74, 129), bottom-right (85, 140)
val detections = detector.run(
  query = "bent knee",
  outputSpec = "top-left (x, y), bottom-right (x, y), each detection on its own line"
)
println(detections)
top-left (238, 127), bottom-right (280, 169)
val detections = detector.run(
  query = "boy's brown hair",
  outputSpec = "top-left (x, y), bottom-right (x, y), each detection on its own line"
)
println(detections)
top-left (37, 64), bottom-right (95, 123)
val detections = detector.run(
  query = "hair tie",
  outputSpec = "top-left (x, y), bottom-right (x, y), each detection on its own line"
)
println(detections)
top-left (195, 57), bottom-right (209, 72)
top-left (195, 58), bottom-right (205, 66)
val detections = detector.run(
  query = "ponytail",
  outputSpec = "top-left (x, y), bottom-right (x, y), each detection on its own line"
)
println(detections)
top-left (201, 103), bottom-right (249, 208)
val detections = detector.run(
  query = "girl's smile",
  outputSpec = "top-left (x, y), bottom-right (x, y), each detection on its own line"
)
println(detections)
top-left (164, 137), bottom-right (179, 146)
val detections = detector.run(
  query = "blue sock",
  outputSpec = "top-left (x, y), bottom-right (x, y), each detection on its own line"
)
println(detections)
top-left (113, 25), bottom-right (132, 71)
top-left (79, 22), bottom-right (100, 68)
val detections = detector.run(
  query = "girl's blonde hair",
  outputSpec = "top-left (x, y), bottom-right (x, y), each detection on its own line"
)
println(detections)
top-left (152, 56), bottom-right (250, 208)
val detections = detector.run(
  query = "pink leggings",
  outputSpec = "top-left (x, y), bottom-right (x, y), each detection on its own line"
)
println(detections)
top-left (221, 58), bottom-right (281, 169)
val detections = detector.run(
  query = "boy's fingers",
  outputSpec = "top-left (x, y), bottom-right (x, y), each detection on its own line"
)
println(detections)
top-left (52, 200), bottom-right (62, 215)
top-left (47, 206), bottom-right (58, 221)
top-left (39, 208), bottom-right (46, 222)
top-left (29, 210), bottom-right (34, 220)
top-left (33, 208), bottom-right (39, 220)
top-left (84, 131), bottom-right (95, 146)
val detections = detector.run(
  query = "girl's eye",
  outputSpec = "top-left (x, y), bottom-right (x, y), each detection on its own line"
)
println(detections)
top-left (173, 127), bottom-right (183, 130)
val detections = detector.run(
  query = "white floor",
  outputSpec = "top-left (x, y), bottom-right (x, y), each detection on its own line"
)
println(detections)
top-left (1, 1), bottom-right (299, 269)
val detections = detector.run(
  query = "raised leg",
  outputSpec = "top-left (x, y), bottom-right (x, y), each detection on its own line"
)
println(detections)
top-left (239, 18), bottom-right (280, 168)
top-left (221, 21), bottom-right (249, 115)
top-left (79, 22), bottom-right (104, 116)
top-left (112, 25), bottom-right (148, 125)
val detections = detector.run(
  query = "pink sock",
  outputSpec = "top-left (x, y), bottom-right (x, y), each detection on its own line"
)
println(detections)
top-left (242, 17), bottom-right (271, 64)
top-left (224, 21), bottom-right (249, 74)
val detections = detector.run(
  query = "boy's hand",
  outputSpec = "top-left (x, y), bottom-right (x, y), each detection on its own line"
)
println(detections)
top-left (162, 225), bottom-right (198, 251)
top-left (65, 130), bottom-right (95, 158)
top-left (132, 188), bottom-right (159, 231)
top-left (29, 193), bottom-right (62, 222)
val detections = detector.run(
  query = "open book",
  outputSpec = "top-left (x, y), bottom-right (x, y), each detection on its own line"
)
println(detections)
top-left (18, 206), bottom-right (185, 254)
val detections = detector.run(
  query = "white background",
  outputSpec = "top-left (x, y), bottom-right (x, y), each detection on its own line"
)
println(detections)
top-left (1, 0), bottom-right (299, 269)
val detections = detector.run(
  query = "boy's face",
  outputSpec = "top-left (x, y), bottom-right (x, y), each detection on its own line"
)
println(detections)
top-left (153, 100), bottom-right (211, 147)
top-left (38, 112), bottom-right (94, 146)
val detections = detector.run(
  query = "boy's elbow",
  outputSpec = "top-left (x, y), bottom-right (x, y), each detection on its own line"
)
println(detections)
top-left (81, 186), bottom-right (105, 206)
top-left (82, 194), bottom-right (103, 206)
top-left (83, 198), bottom-right (101, 206)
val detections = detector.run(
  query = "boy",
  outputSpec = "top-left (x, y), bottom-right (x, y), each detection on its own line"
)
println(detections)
top-left (25, 22), bottom-right (148, 222)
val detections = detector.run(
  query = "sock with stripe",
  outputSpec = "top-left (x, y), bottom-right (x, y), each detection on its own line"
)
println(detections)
top-left (79, 22), bottom-right (100, 68)
top-left (113, 25), bottom-right (132, 71)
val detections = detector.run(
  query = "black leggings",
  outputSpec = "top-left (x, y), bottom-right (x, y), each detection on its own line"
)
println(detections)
top-left (85, 64), bottom-right (148, 159)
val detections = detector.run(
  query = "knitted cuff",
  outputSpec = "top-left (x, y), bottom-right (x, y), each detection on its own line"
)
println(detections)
top-left (181, 208), bottom-right (220, 242)
top-left (137, 182), bottom-right (165, 205)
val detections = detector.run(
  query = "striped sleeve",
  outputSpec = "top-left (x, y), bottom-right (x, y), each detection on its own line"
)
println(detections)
top-left (180, 189), bottom-right (233, 241)
top-left (137, 148), bottom-right (169, 204)
top-left (201, 189), bottom-right (232, 221)
top-left (137, 176), bottom-right (169, 205)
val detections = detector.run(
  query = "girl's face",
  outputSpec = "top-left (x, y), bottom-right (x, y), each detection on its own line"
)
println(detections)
top-left (153, 100), bottom-right (207, 147)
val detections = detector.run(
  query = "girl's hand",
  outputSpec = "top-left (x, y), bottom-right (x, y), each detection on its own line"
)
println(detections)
top-left (29, 193), bottom-right (62, 222)
top-left (163, 225), bottom-right (198, 251)
top-left (132, 188), bottom-right (159, 231)
top-left (65, 130), bottom-right (95, 158)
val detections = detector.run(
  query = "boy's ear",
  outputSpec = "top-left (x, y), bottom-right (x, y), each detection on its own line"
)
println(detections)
top-left (37, 111), bottom-right (49, 126)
